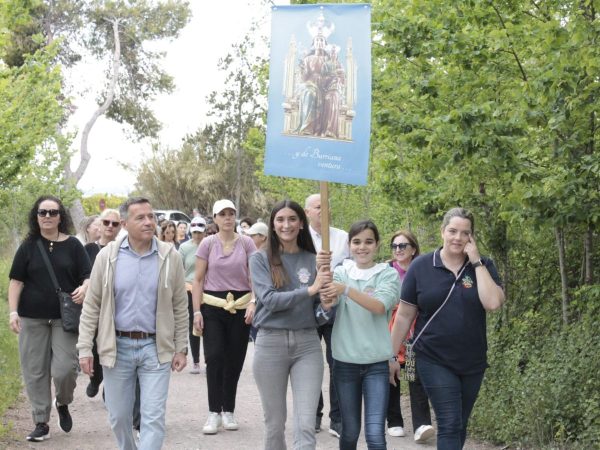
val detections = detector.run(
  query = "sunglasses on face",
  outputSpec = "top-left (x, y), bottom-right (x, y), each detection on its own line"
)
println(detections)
top-left (38, 209), bottom-right (60, 217)
top-left (102, 219), bottom-right (120, 227)
top-left (391, 243), bottom-right (412, 251)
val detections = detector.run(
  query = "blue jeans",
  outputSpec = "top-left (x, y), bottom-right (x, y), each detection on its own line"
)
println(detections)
top-left (317, 323), bottom-right (341, 425)
top-left (103, 337), bottom-right (171, 450)
top-left (333, 360), bottom-right (389, 450)
top-left (417, 357), bottom-right (485, 450)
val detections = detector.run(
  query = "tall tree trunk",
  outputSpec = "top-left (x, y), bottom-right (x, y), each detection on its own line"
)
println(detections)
top-left (555, 226), bottom-right (569, 325)
top-left (66, 19), bottom-right (121, 227)
top-left (584, 225), bottom-right (593, 284)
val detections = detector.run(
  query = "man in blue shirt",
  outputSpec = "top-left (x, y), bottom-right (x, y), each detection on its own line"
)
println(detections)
top-left (78, 197), bottom-right (188, 450)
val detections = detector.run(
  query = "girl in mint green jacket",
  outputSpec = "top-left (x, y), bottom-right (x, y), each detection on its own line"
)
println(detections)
top-left (320, 220), bottom-right (401, 449)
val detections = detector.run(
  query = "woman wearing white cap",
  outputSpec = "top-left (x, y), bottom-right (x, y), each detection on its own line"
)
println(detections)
top-left (179, 216), bottom-right (207, 374)
top-left (192, 199), bottom-right (257, 434)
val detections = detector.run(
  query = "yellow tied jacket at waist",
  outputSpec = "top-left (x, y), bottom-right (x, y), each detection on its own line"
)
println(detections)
top-left (203, 292), bottom-right (251, 314)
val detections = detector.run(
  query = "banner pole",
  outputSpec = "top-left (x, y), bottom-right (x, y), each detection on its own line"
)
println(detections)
top-left (320, 181), bottom-right (330, 254)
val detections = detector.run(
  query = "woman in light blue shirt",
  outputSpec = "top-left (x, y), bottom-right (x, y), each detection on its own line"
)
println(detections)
top-left (321, 219), bottom-right (400, 450)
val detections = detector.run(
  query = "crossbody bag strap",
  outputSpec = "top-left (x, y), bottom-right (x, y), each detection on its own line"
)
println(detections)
top-left (411, 261), bottom-right (468, 346)
top-left (36, 239), bottom-right (61, 293)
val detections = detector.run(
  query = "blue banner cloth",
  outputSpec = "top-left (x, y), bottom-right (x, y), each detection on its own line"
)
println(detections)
top-left (265, 4), bottom-right (371, 185)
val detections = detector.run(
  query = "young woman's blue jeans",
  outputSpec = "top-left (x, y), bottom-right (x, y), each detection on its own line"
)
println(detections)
top-left (417, 357), bottom-right (485, 450)
top-left (333, 359), bottom-right (389, 450)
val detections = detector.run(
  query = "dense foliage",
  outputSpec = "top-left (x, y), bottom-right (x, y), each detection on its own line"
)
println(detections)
top-left (370, 1), bottom-right (600, 447)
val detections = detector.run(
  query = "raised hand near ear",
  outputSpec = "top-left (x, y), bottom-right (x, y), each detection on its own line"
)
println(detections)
top-left (463, 235), bottom-right (481, 264)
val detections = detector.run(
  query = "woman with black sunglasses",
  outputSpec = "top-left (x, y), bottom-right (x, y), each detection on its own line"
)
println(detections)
top-left (386, 230), bottom-right (435, 444)
top-left (8, 195), bottom-right (91, 442)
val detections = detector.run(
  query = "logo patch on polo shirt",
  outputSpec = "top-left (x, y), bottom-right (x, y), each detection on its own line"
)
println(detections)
top-left (364, 287), bottom-right (375, 296)
top-left (297, 268), bottom-right (311, 285)
top-left (462, 275), bottom-right (474, 289)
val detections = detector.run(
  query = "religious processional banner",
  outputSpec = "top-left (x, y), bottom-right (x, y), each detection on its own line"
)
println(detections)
top-left (264, 4), bottom-right (372, 185)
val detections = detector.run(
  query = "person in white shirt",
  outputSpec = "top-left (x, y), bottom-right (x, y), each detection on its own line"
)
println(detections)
top-left (304, 193), bottom-right (350, 437)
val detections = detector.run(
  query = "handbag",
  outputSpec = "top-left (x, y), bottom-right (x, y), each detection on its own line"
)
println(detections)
top-left (37, 239), bottom-right (82, 333)
top-left (403, 261), bottom-right (468, 382)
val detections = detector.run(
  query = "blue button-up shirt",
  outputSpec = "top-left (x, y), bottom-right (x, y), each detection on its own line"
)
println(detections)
top-left (113, 237), bottom-right (159, 333)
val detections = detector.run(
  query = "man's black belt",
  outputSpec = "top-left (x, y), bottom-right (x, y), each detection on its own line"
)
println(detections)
top-left (116, 330), bottom-right (155, 339)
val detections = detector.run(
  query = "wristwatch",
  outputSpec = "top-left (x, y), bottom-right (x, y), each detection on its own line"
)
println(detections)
top-left (472, 259), bottom-right (484, 268)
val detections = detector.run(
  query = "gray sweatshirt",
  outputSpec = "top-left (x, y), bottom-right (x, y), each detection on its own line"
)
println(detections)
top-left (250, 249), bottom-right (327, 330)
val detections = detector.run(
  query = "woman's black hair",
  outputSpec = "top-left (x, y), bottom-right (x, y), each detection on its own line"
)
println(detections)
top-left (348, 219), bottom-right (380, 243)
top-left (26, 195), bottom-right (73, 241)
top-left (267, 199), bottom-right (316, 288)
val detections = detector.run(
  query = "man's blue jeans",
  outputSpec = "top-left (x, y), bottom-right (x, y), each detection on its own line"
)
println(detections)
top-left (417, 357), bottom-right (485, 450)
top-left (103, 336), bottom-right (171, 450)
top-left (333, 359), bottom-right (389, 450)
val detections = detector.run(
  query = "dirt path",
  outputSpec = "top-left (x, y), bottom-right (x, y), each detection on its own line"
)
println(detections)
top-left (1, 343), bottom-right (503, 450)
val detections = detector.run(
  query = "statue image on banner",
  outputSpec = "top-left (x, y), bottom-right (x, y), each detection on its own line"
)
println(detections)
top-left (282, 12), bottom-right (357, 141)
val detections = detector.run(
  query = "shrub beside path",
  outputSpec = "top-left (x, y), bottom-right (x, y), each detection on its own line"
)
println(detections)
top-left (1, 343), bottom-right (503, 449)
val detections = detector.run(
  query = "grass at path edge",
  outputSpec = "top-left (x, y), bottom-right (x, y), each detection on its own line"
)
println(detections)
top-left (0, 259), bottom-right (22, 438)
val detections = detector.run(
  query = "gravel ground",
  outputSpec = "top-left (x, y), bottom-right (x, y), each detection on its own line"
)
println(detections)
top-left (0, 343), bottom-right (503, 450)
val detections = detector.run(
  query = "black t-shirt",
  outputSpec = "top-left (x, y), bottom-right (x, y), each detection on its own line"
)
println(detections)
top-left (84, 242), bottom-right (105, 267)
top-left (9, 236), bottom-right (92, 319)
top-left (401, 249), bottom-right (503, 375)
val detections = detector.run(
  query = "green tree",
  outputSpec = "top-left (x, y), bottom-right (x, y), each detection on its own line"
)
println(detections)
top-left (1, 0), bottom-right (192, 226)
top-left (134, 137), bottom-right (235, 217)
top-left (205, 30), bottom-right (266, 211)
top-left (0, 44), bottom-right (63, 188)
top-left (0, 136), bottom-right (76, 254)
top-left (81, 193), bottom-right (126, 215)
top-left (66, 0), bottom-right (191, 225)
top-left (370, 1), bottom-right (600, 446)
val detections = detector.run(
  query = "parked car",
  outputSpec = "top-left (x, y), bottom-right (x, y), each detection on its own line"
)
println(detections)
top-left (153, 209), bottom-right (191, 226)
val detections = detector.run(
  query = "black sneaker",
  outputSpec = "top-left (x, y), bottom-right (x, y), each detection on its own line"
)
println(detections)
top-left (329, 421), bottom-right (342, 439)
top-left (54, 399), bottom-right (72, 432)
top-left (86, 381), bottom-right (100, 398)
top-left (315, 415), bottom-right (322, 433)
top-left (26, 423), bottom-right (50, 441)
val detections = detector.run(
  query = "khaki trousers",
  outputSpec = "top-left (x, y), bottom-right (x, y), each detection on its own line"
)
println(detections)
top-left (19, 318), bottom-right (78, 424)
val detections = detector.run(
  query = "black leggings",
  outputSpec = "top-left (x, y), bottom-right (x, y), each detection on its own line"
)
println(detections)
top-left (202, 290), bottom-right (250, 412)
top-left (187, 291), bottom-right (201, 364)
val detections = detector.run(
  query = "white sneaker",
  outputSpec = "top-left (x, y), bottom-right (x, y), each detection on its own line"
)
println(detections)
top-left (202, 412), bottom-right (222, 434)
top-left (414, 424), bottom-right (435, 443)
top-left (190, 363), bottom-right (200, 374)
top-left (388, 426), bottom-right (406, 437)
top-left (222, 412), bottom-right (239, 431)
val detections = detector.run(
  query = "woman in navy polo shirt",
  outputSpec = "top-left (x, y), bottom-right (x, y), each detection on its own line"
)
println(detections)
top-left (390, 207), bottom-right (504, 450)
